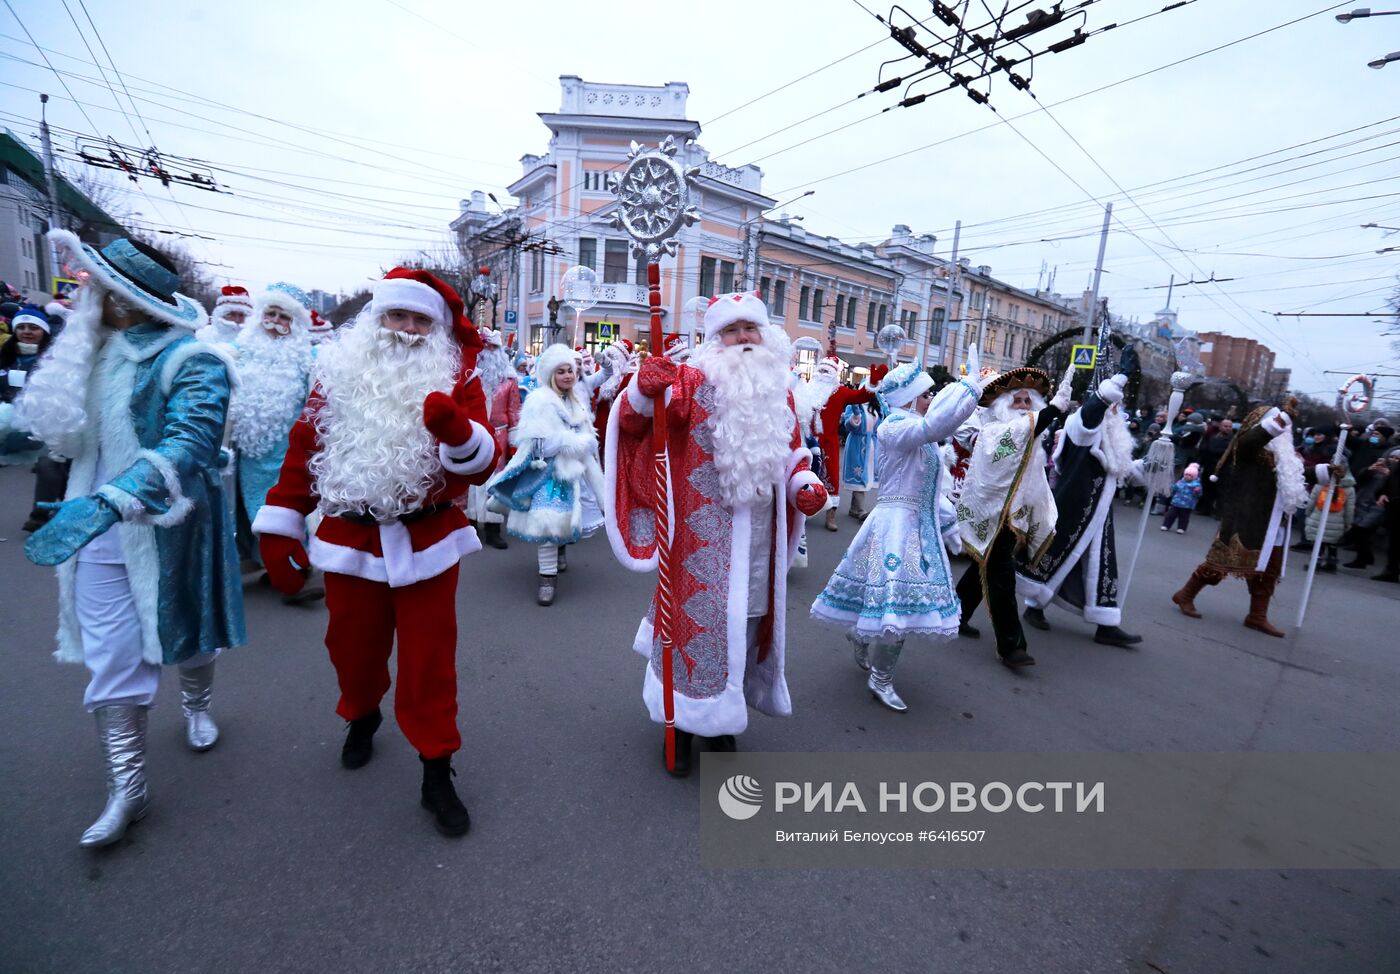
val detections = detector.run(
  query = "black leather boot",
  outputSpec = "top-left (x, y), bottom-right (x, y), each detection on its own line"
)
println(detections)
top-left (482, 523), bottom-right (508, 550)
top-left (420, 756), bottom-right (471, 837)
top-left (1023, 606), bottom-right (1050, 631)
top-left (341, 708), bottom-right (382, 769)
top-left (1094, 625), bottom-right (1143, 647)
top-left (664, 729), bottom-right (694, 777)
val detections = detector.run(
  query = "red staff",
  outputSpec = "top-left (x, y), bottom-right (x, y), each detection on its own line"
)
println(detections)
top-left (609, 137), bottom-right (700, 770)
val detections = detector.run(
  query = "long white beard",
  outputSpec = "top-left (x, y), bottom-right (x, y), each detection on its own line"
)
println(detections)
top-left (310, 321), bottom-right (460, 519)
top-left (1267, 433), bottom-right (1308, 510)
top-left (793, 371), bottom-right (838, 434)
top-left (229, 326), bottom-right (312, 458)
top-left (476, 347), bottom-right (512, 402)
top-left (690, 326), bottom-right (794, 509)
top-left (988, 390), bottom-right (1045, 425)
top-left (16, 285), bottom-right (108, 459)
top-left (1098, 405), bottom-right (1137, 480)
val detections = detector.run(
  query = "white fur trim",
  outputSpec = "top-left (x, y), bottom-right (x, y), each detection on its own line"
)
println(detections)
top-left (703, 291), bottom-right (769, 340)
top-left (308, 523), bottom-right (480, 587)
top-left (49, 229), bottom-right (208, 331)
top-left (439, 421), bottom-right (494, 475)
top-left (603, 389), bottom-right (672, 573)
top-left (160, 339), bottom-right (239, 395)
top-left (624, 381), bottom-right (673, 417)
top-left (254, 290), bottom-right (312, 331)
top-left (136, 448), bottom-right (194, 527)
top-left (370, 278), bottom-right (448, 328)
top-left (251, 504), bottom-right (307, 540)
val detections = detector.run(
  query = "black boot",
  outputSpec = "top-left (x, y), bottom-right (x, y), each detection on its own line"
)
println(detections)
top-left (341, 708), bottom-right (382, 769)
top-left (664, 729), bottom-right (694, 777)
top-left (419, 756), bottom-right (471, 837)
top-left (958, 621), bottom-right (981, 639)
top-left (1023, 606), bottom-right (1050, 631)
top-left (482, 522), bottom-right (508, 550)
top-left (706, 734), bottom-right (738, 752)
top-left (557, 545), bottom-right (568, 573)
top-left (999, 648), bottom-right (1036, 668)
top-left (1094, 625), bottom-right (1143, 647)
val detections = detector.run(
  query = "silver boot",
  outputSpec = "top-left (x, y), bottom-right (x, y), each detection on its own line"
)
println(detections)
top-left (867, 640), bottom-right (908, 713)
top-left (179, 661), bottom-right (220, 752)
top-left (80, 705), bottom-right (150, 848)
top-left (849, 636), bottom-right (871, 672)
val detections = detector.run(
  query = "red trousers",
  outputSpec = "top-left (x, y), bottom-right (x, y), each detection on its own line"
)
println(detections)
top-left (323, 566), bottom-right (461, 759)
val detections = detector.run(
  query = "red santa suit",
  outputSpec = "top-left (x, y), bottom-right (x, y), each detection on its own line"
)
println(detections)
top-left (253, 270), bottom-right (498, 760)
top-left (604, 293), bottom-right (826, 739)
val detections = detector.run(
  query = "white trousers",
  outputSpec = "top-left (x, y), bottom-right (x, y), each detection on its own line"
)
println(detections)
top-left (75, 561), bottom-right (217, 712)
top-left (538, 543), bottom-right (558, 575)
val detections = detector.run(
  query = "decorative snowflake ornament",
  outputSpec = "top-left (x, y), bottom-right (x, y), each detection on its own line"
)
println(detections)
top-left (608, 135), bottom-right (700, 261)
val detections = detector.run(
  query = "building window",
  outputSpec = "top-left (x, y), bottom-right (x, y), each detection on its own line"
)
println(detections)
top-left (834, 294), bottom-right (845, 328)
top-left (529, 324), bottom-right (544, 355)
top-left (579, 237), bottom-right (597, 271)
top-left (799, 285), bottom-right (810, 320)
top-left (846, 296), bottom-right (856, 329)
top-left (866, 302), bottom-right (876, 335)
top-left (701, 257), bottom-right (717, 297)
top-left (530, 249), bottom-right (543, 293)
top-left (877, 304), bottom-right (887, 331)
top-left (930, 308), bottom-right (945, 345)
top-left (719, 260), bottom-right (735, 294)
top-left (603, 239), bottom-right (628, 284)
top-left (634, 252), bottom-right (647, 286)
top-left (813, 288), bottom-right (824, 323)
top-left (760, 275), bottom-right (771, 304)
top-left (986, 329), bottom-right (997, 355)
top-left (772, 279), bottom-right (786, 317)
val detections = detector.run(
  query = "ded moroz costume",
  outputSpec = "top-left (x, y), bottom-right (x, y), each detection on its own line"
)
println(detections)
top-left (465, 327), bottom-right (517, 550)
top-left (196, 285), bottom-right (254, 346)
top-left (1016, 372), bottom-right (1145, 647)
top-left (812, 361), bottom-right (982, 711)
top-left (1171, 401), bottom-right (1307, 637)
top-left (605, 292), bottom-right (827, 773)
top-left (22, 231), bottom-right (243, 848)
top-left (954, 364), bottom-right (1073, 667)
top-left (252, 268), bottom-right (498, 836)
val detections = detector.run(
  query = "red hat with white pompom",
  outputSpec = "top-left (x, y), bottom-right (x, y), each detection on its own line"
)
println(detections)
top-left (370, 267), bottom-right (480, 353)
top-left (702, 290), bottom-right (769, 341)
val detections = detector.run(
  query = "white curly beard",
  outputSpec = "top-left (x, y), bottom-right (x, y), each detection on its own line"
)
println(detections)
top-left (793, 370), bottom-right (838, 436)
top-left (689, 325), bottom-right (794, 509)
top-left (229, 324), bottom-right (312, 458)
top-left (1266, 433), bottom-right (1308, 511)
top-left (309, 318), bottom-right (460, 520)
top-left (16, 284), bottom-right (108, 459)
top-left (476, 346), bottom-right (513, 401)
top-left (1098, 404), bottom-right (1137, 480)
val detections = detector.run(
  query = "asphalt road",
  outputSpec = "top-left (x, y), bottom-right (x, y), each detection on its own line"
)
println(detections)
top-left (1, 461), bottom-right (1397, 974)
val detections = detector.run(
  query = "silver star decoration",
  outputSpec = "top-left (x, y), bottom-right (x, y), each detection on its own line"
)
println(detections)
top-left (608, 135), bottom-right (700, 262)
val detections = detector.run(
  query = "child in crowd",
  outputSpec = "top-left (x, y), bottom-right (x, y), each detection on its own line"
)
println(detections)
top-left (1162, 462), bottom-right (1203, 534)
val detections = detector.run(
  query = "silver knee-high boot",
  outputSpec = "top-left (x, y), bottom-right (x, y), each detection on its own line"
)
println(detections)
top-left (849, 635), bottom-right (871, 671)
top-left (81, 705), bottom-right (150, 848)
top-left (866, 640), bottom-right (908, 713)
top-left (179, 661), bottom-right (220, 751)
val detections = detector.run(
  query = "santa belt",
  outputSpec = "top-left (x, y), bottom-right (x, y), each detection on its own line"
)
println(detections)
top-left (336, 503), bottom-right (450, 526)
top-left (876, 494), bottom-right (921, 509)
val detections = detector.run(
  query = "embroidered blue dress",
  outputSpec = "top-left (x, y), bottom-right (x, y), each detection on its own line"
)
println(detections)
top-left (812, 379), bottom-right (978, 640)
top-left (840, 402), bottom-right (879, 490)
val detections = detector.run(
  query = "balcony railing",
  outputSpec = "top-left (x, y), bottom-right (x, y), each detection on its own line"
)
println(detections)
top-left (594, 283), bottom-right (649, 305)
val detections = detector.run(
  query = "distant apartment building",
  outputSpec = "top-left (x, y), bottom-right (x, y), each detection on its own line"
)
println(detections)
top-left (1266, 367), bottom-right (1292, 400)
top-left (0, 129), bottom-right (126, 304)
top-left (1198, 331), bottom-right (1277, 393)
top-left (451, 77), bottom-right (1075, 377)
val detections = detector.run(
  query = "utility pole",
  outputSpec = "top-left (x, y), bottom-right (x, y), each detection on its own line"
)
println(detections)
top-left (39, 93), bottom-right (64, 291)
top-left (930, 219), bottom-right (961, 367)
top-left (1082, 202), bottom-right (1112, 344)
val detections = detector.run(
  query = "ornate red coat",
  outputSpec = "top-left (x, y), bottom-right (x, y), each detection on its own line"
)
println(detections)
top-left (816, 384), bottom-right (876, 492)
top-left (489, 375), bottom-right (521, 466)
top-left (603, 364), bottom-right (821, 736)
top-left (252, 381), bottom-right (497, 588)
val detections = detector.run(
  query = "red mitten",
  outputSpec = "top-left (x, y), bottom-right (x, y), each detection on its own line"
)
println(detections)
top-left (795, 483), bottom-right (828, 517)
top-left (259, 535), bottom-right (309, 595)
top-left (459, 374), bottom-right (489, 424)
top-left (423, 391), bottom-right (472, 445)
top-left (637, 357), bottom-right (678, 398)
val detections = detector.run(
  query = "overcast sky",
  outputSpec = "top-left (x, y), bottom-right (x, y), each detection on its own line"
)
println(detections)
top-left (2, 0), bottom-right (1397, 405)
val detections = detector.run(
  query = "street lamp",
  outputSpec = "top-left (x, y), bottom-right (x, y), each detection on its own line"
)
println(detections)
top-left (468, 265), bottom-right (499, 326)
top-left (1367, 51), bottom-right (1400, 68)
top-left (1336, 7), bottom-right (1400, 21)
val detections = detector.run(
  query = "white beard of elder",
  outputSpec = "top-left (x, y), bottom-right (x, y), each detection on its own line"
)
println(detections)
top-left (987, 388), bottom-right (1046, 425)
top-left (687, 323), bottom-right (794, 509)
top-left (475, 345), bottom-right (513, 401)
top-left (792, 365), bottom-right (838, 434)
top-left (229, 319), bottom-right (312, 458)
top-left (308, 313), bottom-right (460, 520)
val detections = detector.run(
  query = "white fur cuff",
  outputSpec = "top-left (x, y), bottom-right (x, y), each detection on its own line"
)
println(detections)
top-left (252, 504), bottom-right (306, 540)
top-left (96, 484), bottom-right (146, 522)
top-left (439, 421), bottom-right (494, 475)
top-left (624, 383), bottom-right (672, 417)
top-left (787, 469), bottom-right (822, 506)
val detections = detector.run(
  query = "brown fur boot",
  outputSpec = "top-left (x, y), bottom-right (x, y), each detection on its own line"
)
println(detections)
top-left (1243, 573), bottom-right (1285, 637)
top-left (1171, 564), bottom-right (1222, 619)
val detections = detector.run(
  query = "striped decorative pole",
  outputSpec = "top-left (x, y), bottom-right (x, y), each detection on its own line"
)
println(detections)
top-left (609, 137), bottom-right (700, 771)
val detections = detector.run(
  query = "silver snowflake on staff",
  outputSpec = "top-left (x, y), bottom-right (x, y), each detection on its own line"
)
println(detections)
top-left (608, 135), bottom-right (700, 262)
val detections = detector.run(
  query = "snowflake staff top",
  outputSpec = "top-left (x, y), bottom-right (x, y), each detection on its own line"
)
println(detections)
top-left (608, 135), bottom-right (700, 261)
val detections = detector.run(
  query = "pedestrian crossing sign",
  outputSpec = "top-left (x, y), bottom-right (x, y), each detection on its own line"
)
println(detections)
top-left (1071, 344), bottom-right (1097, 369)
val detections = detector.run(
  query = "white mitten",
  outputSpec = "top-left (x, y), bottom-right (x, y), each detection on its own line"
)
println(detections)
top-left (1098, 373), bottom-right (1127, 405)
top-left (1050, 365), bottom-right (1075, 411)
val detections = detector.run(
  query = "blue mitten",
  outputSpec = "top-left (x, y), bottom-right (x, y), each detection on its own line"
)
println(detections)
top-left (25, 495), bottom-right (122, 567)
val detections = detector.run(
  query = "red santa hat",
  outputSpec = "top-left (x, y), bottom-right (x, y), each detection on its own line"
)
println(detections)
top-left (370, 267), bottom-right (481, 357)
top-left (815, 355), bottom-right (845, 377)
top-left (703, 290), bottom-right (769, 341)
top-left (614, 338), bottom-right (635, 355)
top-left (213, 285), bottom-right (254, 316)
top-left (662, 333), bottom-right (687, 354)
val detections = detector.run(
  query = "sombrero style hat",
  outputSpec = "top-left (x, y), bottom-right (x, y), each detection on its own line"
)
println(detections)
top-left (978, 366), bottom-right (1051, 407)
top-left (49, 229), bottom-right (206, 330)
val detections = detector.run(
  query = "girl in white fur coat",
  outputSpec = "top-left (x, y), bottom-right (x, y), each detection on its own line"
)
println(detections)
top-left (486, 343), bottom-right (606, 605)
